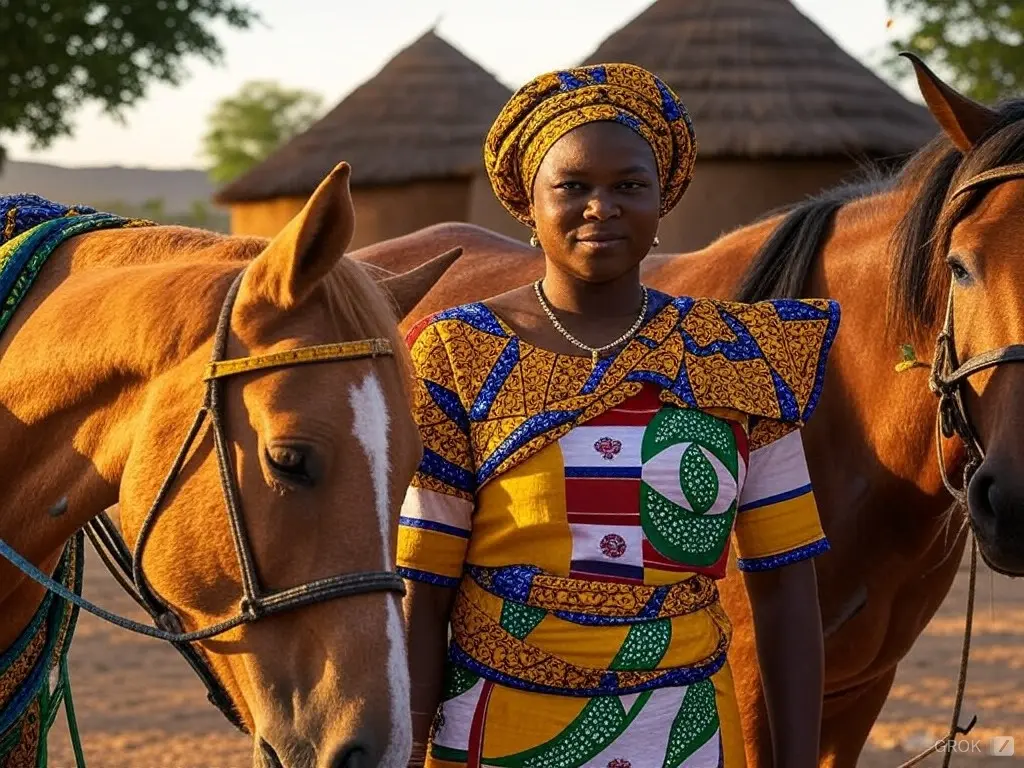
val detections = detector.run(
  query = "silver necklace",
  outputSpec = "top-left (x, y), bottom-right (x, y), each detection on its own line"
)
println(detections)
top-left (533, 279), bottom-right (649, 366)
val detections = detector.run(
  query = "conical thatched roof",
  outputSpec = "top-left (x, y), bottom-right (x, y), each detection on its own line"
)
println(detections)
top-left (580, 0), bottom-right (937, 158)
top-left (214, 30), bottom-right (513, 203)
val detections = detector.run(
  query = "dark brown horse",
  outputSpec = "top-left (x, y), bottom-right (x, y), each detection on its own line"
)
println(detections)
top-left (351, 58), bottom-right (1024, 766)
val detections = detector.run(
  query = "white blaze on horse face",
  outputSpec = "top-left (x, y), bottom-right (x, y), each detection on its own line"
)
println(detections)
top-left (348, 372), bottom-right (412, 767)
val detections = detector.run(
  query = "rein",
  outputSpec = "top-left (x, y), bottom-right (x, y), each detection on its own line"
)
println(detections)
top-left (0, 265), bottom-right (405, 747)
top-left (897, 162), bottom-right (1024, 768)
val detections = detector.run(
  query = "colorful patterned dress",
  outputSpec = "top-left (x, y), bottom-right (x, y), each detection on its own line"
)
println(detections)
top-left (397, 290), bottom-right (839, 768)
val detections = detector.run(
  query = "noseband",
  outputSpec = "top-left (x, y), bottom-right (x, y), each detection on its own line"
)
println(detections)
top-left (1, 266), bottom-right (405, 733)
top-left (927, 162), bottom-right (1024, 505)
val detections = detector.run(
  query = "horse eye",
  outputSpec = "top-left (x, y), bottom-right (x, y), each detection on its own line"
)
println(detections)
top-left (947, 258), bottom-right (971, 284)
top-left (265, 445), bottom-right (313, 485)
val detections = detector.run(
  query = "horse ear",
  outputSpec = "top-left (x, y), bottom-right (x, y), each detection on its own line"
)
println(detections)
top-left (900, 52), bottom-right (998, 152)
top-left (244, 162), bottom-right (355, 309)
top-left (371, 247), bottom-right (462, 319)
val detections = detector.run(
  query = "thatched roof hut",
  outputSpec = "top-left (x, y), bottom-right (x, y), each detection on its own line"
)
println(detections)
top-left (215, 29), bottom-right (513, 246)
top-left (582, 0), bottom-right (935, 158)
top-left (501, 0), bottom-right (936, 250)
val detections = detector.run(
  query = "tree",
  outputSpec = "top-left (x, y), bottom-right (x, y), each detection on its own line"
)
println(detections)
top-left (886, 0), bottom-right (1024, 103)
top-left (0, 0), bottom-right (259, 171)
top-left (200, 80), bottom-right (323, 184)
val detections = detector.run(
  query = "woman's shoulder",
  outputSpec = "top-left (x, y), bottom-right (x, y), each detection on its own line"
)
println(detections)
top-left (404, 301), bottom-right (508, 350)
top-left (650, 289), bottom-right (841, 429)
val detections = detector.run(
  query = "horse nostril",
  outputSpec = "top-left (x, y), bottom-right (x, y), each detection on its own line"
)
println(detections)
top-left (967, 467), bottom-right (997, 523)
top-left (330, 743), bottom-right (369, 768)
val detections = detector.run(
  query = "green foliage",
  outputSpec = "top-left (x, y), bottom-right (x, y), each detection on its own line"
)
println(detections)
top-left (886, 0), bottom-right (1024, 103)
top-left (0, 0), bottom-right (259, 167)
top-left (201, 80), bottom-right (323, 184)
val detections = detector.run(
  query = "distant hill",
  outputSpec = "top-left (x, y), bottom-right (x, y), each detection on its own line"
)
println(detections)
top-left (0, 159), bottom-right (218, 214)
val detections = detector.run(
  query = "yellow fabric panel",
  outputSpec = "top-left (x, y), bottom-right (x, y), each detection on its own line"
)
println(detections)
top-left (396, 526), bottom-right (469, 581)
top-left (468, 442), bottom-right (571, 574)
top-left (711, 661), bottom-right (747, 768)
top-left (644, 567), bottom-right (697, 586)
top-left (482, 684), bottom-right (590, 757)
top-left (732, 491), bottom-right (825, 560)
top-left (424, 758), bottom-right (463, 768)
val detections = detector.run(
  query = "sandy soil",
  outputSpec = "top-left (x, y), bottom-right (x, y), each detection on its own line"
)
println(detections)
top-left (40, 546), bottom-right (1023, 768)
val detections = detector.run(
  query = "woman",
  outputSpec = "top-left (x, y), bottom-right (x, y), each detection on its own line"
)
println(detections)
top-left (397, 63), bottom-right (838, 768)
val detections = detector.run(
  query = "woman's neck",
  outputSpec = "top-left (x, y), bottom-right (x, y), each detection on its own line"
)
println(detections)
top-left (540, 263), bottom-right (645, 319)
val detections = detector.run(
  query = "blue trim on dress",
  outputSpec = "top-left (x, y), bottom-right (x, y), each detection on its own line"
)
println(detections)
top-left (803, 300), bottom-right (841, 423)
top-left (432, 302), bottom-right (508, 337)
top-left (398, 516), bottom-right (470, 539)
top-left (447, 642), bottom-right (726, 697)
top-left (738, 483), bottom-right (813, 513)
top-left (737, 538), bottom-right (831, 572)
top-left (396, 566), bottom-right (461, 588)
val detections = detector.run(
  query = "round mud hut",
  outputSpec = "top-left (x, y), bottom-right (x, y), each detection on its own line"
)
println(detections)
top-left (471, 0), bottom-right (941, 251)
top-left (213, 30), bottom-right (512, 248)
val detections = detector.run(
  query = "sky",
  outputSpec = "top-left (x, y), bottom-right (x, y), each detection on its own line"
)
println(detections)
top-left (4, 0), bottom-right (918, 170)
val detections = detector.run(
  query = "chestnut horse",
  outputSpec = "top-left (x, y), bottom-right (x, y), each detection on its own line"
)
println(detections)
top-left (351, 58), bottom-right (1024, 767)
top-left (0, 163), bottom-right (461, 768)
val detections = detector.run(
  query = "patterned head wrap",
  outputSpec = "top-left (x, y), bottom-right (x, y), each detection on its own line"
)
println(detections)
top-left (484, 63), bottom-right (697, 228)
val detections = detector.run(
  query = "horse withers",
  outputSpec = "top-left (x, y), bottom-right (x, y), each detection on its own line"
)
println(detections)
top-left (0, 163), bottom-right (460, 768)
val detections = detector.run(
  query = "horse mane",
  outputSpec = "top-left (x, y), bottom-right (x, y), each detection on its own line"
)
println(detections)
top-left (70, 224), bottom-right (413, 394)
top-left (731, 98), bottom-right (1024, 340)
top-left (323, 258), bottom-right (413, 395)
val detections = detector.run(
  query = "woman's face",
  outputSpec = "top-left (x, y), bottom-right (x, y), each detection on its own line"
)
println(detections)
top-left (530, 120), bottom-right (661, 284)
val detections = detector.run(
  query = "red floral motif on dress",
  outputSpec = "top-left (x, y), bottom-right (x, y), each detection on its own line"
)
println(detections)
top-left (600, 534), bottom-right (627, 559)
top-left (594, 437), bottom-right (622, 460)
top-left (607, 760), bottom-right (632, 768)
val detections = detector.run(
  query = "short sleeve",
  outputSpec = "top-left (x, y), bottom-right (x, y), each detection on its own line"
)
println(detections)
top-left (396, 318), bottom-right (476, 588)
top-left (732, 429), bottom-right (828, 572)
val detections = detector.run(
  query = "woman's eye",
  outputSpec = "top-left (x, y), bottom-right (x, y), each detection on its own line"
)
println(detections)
top-left (266, 446), bottom-right (312, 485)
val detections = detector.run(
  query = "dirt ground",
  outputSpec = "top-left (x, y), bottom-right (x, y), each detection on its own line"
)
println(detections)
top-left (42, 546), bottom-right (1023, 768)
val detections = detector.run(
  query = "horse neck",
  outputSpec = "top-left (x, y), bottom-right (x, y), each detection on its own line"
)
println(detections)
top-left (814, 183), bottom-right (961, 495)
top-left (661, 176), bottom-right (961, 520)
top-left (0, 229), bottom-right (243, 616)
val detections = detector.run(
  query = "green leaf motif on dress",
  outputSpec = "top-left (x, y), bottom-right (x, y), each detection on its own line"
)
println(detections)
top-left (663, 679), bottom-right (720, 768)
top-left (441, 663), bottom-right (480, 701)
top-left (610, 619), bottom-right (671, 671)
top-left (640, 407), bottom-right (740, 567)
top-left (500, 600), bottom-right (546, 640)
top-left (488, 692), bottom-right (652, 768)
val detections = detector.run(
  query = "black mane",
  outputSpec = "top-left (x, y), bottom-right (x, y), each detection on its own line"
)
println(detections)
top-left (731, 98), bottom-right (1024, 338)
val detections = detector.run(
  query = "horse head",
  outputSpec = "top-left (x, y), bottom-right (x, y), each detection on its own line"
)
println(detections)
top-left (903, 54), bottom-right (1024, 576)
top-left (115, 163), bottom-right (456, 767)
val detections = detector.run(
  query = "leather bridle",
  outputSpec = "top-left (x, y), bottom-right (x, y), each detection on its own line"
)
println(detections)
top-left (1, 266), bottom-right (406, 733)
top-left (899, 161), bottom-right (1024, 768)
top-left (927, 162), bottom-right (1024, 505)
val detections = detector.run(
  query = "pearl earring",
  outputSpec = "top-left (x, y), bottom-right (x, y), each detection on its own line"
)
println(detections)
top-left (530, 232), bottom-right (540, 248)
top-left (652, 235), bottom-right (660, 248)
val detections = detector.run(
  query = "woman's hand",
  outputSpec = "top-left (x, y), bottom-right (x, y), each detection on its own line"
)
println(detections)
top-left (743, 557), bottom-right (824, 768)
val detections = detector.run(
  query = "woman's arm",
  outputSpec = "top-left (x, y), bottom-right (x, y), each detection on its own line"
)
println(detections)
top-left (743, 557), bottom-right (824, 768)
top-left (403, 580), bottom-right (456, 768)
